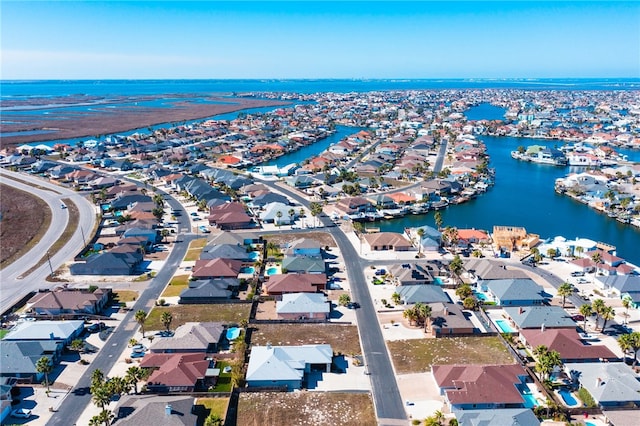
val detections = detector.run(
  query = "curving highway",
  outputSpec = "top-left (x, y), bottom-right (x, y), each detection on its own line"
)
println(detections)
top-left (0, 169), bottom-right (97, 314)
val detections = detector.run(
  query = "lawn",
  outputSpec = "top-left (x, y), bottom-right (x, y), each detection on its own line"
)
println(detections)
top-left (249, 323), bottom-right (361, 356)
top-left (112, 290), bottom-right (138, 303)
top-left (161, 275), bottom-right (190, 297)
top-left (387, 336), bottom-right (516, 374)
top-left (145, 304), bottom-right (251, 332)
top-left (195, 397), bottom-right (229, 420)
top-left (237, 392), bottom-right (375, 426)
top-left (209, 361), bottom-right (233, 392)
top-left (184, 238), bottom-right (207, 261)
top-left (0, 329), bottom-right (8, 339)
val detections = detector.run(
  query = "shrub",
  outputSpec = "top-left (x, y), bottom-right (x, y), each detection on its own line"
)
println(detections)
top-left (577, 387), bottom-right (596, 408)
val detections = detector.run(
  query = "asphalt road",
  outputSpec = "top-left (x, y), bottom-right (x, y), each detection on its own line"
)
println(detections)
top-left (0, 169), bottom-right (97, 314)
top-left (258, 178), bottom-right (408, 422)
top-left (49, 189), bottom-right (198, 425)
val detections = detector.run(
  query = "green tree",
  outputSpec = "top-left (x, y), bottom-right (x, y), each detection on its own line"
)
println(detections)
top-left (125, 366), bottom-right (144, 394)
top-left (600, 305), bottom-right (616, 332)
top-left (448, 255), bottom-right (464, 284)
top-left (618, 332), bottom-right (640, 365)
top-left (591, 299), bottom-right (606, 330)
top-left (455, 284), bottom-right (473, 300)
top-left (579, 303), bottom-right (592, 331)
top-left (434, 211), bottom-right (443, 230)
top-left (557, 282), bottom-right (574, 308)
top-left (338, 294), bottom-right (351, 306)
top-left (533, 345), bottom-right (562, 381)
top-left (622, 297), bottom-right (632, 324)
top-left (403, 306), bottom-right (419, 326)
top-left (89, 410), bottom-right (114, 426)
top-left (69, 338), bottom-right (85, 353)
top-left (275, 210), bottom-right (283, 226)
top-left (416, 228), bottom-right (425, 254)
top-left (204, 414), bottom-right (224, 426)
top-left (135, 310), bottom-right (147, 338)
top-left (309, 202), bottom-right (323, 227)
top-left (391, 292), bottom-right (402, 306)
top-left (463, 296), bottom-right (478, 310)
top-left (36, 356), bottom-right (53, 391)
top-left (161, 311), bottom-right (173, 333)
top-left (288, 208), bottom-right (296, 224)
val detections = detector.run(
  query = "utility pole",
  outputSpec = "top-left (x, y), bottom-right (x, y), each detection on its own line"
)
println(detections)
top-left (46, 251), bottom-right (54, 277)
top-left (80, 227), bottom-right (86, 246)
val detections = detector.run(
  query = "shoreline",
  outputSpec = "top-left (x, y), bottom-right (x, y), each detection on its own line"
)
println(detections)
top-left (0, 96), bottom-right (290, 147)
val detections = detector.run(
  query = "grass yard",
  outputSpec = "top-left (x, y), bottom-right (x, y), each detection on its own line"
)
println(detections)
top-left (249, 323), bottom-right (361, 356)
top-left (184, 238), bottom-right (207, 261)
top-left (237, 392), bottom-right (375, 426)
top-left (145, 304), bottom-right (251, 332)
top-left (112, 290), bottom-right (138, 303)
top-left (161, 275), bottom-right (190, 297)
top-left (0, 329), bottom-right (8, 339)
top-left (209, 361), bottom-right (233, 392)
top-left (195, 397), bottom-right (229, 420)
top-left (387, 336), bottom-right (515, 374)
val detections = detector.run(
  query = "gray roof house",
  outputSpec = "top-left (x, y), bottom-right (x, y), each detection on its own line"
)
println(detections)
top-left (480, 279), bottom-right (547, 306)
top-left (69, 250), bottom-right (143, 275)
top-left (276, 293), bottom-right (331, 320)
top-left (246, 344), bottom-right (333, 391)
top-left (0, 340), bottom-right (63, 382)
top-left (178, 279), bottom-right (239, 303)
top-left (259, 202), bottom-right (296, 225)
top-left (564, 362), bottom-right (640, 407)
top-left (396, 285), bottom-right (450, 305)
top-left (282, 256), bottom-right (326, 274)
top-left (3, 320), bottom-right (85, 345)
top-left (464, 258), bottom-right (529, 281)
top-left (149, 322), bottom-right (225, 353)
top-left (113, 395), bottom-right (206, 426)
top-left (453, 408), bottom-right (540, 426)
top-left (389, 262), bottom-right (440, 286)
top-left (504, 306), bottom-right (577, 330)
top-left (199, 244), bottom-right (252, 261)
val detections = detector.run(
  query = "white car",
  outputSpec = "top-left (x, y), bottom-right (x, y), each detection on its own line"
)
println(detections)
top-left (11, 408), bottom-right (32, 418)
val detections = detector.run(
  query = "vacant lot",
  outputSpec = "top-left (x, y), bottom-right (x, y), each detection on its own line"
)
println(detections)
top-left (237, 392), bottom-right (375, 426)
top-left (0, 184), bottom-right (51, 266)
top-left (145, 304), bottom-right (251, 331)
top-left (250, 323), bottom-right (361, 356)
top-left (112, 290), bottom-right (138, 303)
top-left (387, 336), bottom-right (515, 374)
top-left (184, 238), bottom-right (207, 261)
top-left (161, 275), bottom-right (190, 297)
top-left (263, 231), bottom-right (336, 248)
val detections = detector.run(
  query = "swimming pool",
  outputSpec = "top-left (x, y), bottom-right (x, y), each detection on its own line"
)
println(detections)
top-left (267, 267), bottom-right (279, 276)
top-left (241, 266), bottom-right (255, 274)
top-left (517, 385), bottom-right (539, 408)
top-left (474, 292), bottom-right (488, 301)
top-left (434, 277), bottom-right (444, 285)
top-left (559, 388), bottom-right (578, 406)
top-left (226, 327), bottom-right (241, 340)
top-left (495, 319), bottom-right (516, 333)
top-left (249, 251), bottom-right (260, 260)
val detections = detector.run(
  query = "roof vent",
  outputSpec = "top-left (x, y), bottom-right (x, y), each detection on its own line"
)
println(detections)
top-left (165, 404), bottom-right (172, 416)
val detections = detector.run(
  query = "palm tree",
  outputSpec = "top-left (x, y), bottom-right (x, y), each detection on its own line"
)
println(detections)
top-left (403, 306), bottom-right (418, 326)
top-left (622, 298), bottom-right (632, 324)
top-left (557, 282), bottom-right (574, 308)
top-left (275, 210), bottom-right (283, 226)
top-left (288, 208), bottom-right (296, 225)
top-left (391, 292), bottom-right (401, 306)
top-left (591, 299), bottom-right (606, 330)
top-left (89, 410), bottom-right (114, 426)
top-left (448, 255), bottom-right (464, 284)
top-left (579, 303), bottom-right (592, 331)
top-left (455, 283), bottom-right (473, 300)
top-left (161, 311), bottom-right (173, 333)
top-left (36, 356), bottom-right (53, 391)
top-left (125, 366), bottom-right (144, 394)
top-left (619, 332), bottom-right (640, 365)
top-left (463, 296), bottom-right (478, 310)
top-left (600, 306), bottom-right (616, 332)
top-left (416, 228), bottom-right (425, 254)
top-left (591, 251), bottom-right (602, 265)
top-left (434, 211), bottom-right (443, 230)
top-left (135, 310), bottom-right (147, 338)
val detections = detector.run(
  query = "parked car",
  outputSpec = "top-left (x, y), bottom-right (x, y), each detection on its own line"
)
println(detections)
top-left (130, 351), bottom-right (146, 358)
top-left (11, 408), bottom-right (32, 418)
top-left (571, 271), bottom-right (585, 277)
top-left (199, 225), bottom-right (210, 234)
top-left (347, 302), bottom-right (360, 309)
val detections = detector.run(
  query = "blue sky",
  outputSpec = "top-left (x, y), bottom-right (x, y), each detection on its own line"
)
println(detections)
top-left (2, 1), bottom-right (639, 79)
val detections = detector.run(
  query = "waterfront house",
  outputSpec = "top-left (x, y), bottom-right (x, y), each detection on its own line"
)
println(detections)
top-left (457, 229), bottom-right (490, 245)
top-left (519, 328), bottom-right (618, 363)
top-left (178, 279), bottom-right (239, 303)
top-left (363, 232), bottom-right (413, 252)
top-left (334, 196), bottom-right (375, 216)
top-left (594, 275), bottom-right (640, 303)
top-left (149, 322), bottom-right (225, 354)
top-left (113, 395), bottom-right (205, 426)
top-left (26, 287), bottom-right (111, 316)
top-left (563, 362), bottom-right (640, 408)
top-left (263, 273), bottom-right (327, 298)
top-left (276, 292), bottom-right (331, 320)
top-left (492, 226), bottom-right (540, 253)
top-left (246, 344), bottom-right (333, 391)
top-left (405, 226), bottom-right (442, 252)
top-left (480, 279), bottom-right (547, 306)
top-left (139, 353), bottom-right (213, 392)
top-left (503, 306), bottom-right (577, 330)
top-left (432, 364), bottom-right (531, 410)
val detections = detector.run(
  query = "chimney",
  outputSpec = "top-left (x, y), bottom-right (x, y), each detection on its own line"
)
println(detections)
top-left (266, 342), bottom-right (272, 350)
top-left (165, 404), bottom-right (172, 416)
top-left (596, 377), bottom-right (602, 387)
top-left (518, 307), bottom-right (523, 315)
top-left (541, 323), bottom-right (545, 332)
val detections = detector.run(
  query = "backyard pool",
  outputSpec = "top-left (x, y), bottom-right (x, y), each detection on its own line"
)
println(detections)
top-left (241, 266), bottom-right (255, 274)
top-left (517, 384), bottom-right (540, 408)
top-left (266, 267), bottom-right (279, 276)
top-left (495, 319), bottom-right (516, 333)
top-left (226, 327), bottom-right (241, 340)
top-left (434, 277), bottom-right (445, 285)
top-left (249, 251), bottom-right (260, 260)
top-left (474, 292), bottom-right (488, 301)
top-left (558, 388), bottom-right (578, 406)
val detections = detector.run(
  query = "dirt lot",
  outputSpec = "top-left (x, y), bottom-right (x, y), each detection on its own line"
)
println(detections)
top-left (387, 336), bottom-right (516, 374)
top-left (0, 184), bottom-right (51, 266)
top-left (237, 392), bottom-right (375, 426)
top-left (249, 323), bottom-right (361, 356)
top-left (145, 303), bottom-right (252, 332)
top-left (262, 231), bottom-right (337, 248)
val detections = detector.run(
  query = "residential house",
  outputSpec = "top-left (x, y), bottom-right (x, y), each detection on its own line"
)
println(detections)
top-left (246, 344), bottom-right (333, 391)
top-left (463, 259), bottom-right (529, 281)
top-left (492, 226), bottom-right (540, 253)
top-left (263, 274), bottom-right (327, 298)
top-left (249, 193), bottom-right (291, 209)
top-left (3, 320), bottom-right (85, 346)
top-left (149, 322), bottom-right (225, 354)
top-left (564, 362), bottom-right (640, 408)
top-left (334, 197), bottom-right (375, 216)
top-left (396, 285), bottom-right (450, 305)
top-left (276, 293), bottom-right (331, 320)
top-left (454, 409), bottom-right (540, 426)
top-left (260, 202), bottom-right (296, 225)
top-left (26, 288), bottom-right (111, 316)
top-left (192, 258), bottom-right (243, 280)
top-left (284, 175), bottom-right (317, 189)
top-left (199, 244), bottom-right (252, 262)
top-left (503, 306), bottom-right (577, 330)
top-left (140, 353), bottom-right (214, 392)
top-left (363, 232), bottom-right (413, 252)
top-left (70, 248), bottom-right (143, 275)
top-left (388, 262), bottom-right (441, 286)
top-left (480, 279), bottom-right (547, 306)
top-left (520, 329), bottom-right (618, 363)
top-left (432, 364), bottom-right (531, 410)
top-left (281, 256), bottom-right (326, 274)
top-left (208, 202), bottom-right (254, 230)
top-left (178, 279), bottom-right (239, 303)
top-left (0, 340), bottom-right (63, 382)
top-left (113, 395), bottom-right (206, 426)
top-left (285, 238), bottom-right (322, 257)
top-left (428, 302), bottom-right (476, 337)
top-left (457, 229), bottom-right (491, 245)
top-left (595, 276), bottom-right (640, 303)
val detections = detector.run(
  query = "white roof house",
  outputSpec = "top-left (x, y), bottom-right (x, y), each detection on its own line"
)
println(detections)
top-left (3, 320), bottom-right (84, 344)
top-left (246, 344), bottom-right (333, 390)
top-left (276, 293), bottom-right (330, 318)
top-left (259, 202), bottom-right (295, 224)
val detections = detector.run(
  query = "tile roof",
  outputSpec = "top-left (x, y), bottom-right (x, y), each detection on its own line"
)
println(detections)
top-left (520, 328), bottom-right (617, 361)
top-left (140, 353), bottom-right (210, 387)
top-left (149, 322), bottom-right (224, 352)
